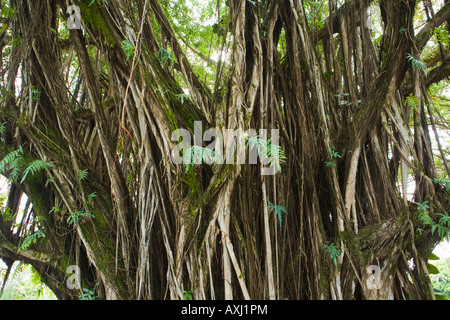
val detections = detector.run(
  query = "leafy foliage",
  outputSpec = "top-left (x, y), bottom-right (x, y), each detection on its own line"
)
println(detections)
top-left (267, 200), bottom-right (287, 227)
top-left (415, 200), bottom-right (430, 213)
top-left (78, 169), bottom-right (89, 181)
top-left (418, 209), bottom-right (450, 240)
top-left (0, 262), bottom-right (55, 300)
top-left (18, 230), bottom-right (45, 252)
top-left (121, 40), bottom-right (134, 61)
top-left (88, 192), bottom-right (97, 203)
top-left (158, 48), bottom-right (174, 66)
top-left (246, 135), bottom-right (286, 172)
top-left (183, 290), bottom-right (193, 300)
top-left (67, 210), bottom-right (95, 225)
top-left (405, 93), bottom-right (420, 110)
top-left (176, 93), bottom-right (190, 105)
top-left (79, 287), bottom-right (99, 300)
top-left (183, 145), bottom-right (221, 173)
top-left (433, 177), bottom-right (450, 192)
top-left (430, 257), bottom-right (450, 300)
top-left (322, 242), bottom-right (340, 266)
top-left (0, 146), bottom-right (26, 182)
top-left (407, 53), bottom-right (427, 76)
top-left (20, 160), bottom-right (52, 184)
top-left (0, 147), bottom-right (52, 184)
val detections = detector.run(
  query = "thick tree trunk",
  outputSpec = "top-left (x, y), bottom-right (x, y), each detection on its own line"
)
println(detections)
top-left (0, 0), bottom-right (449, 300)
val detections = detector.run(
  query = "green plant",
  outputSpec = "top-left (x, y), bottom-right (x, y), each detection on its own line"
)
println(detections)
top-left (433, 177), bottom-right (450, 192)
top-left (0, 194), bottom-right (13, 222)
top-left (0, 146), bottom-right (26, 182)
top-left (329, 146), bottom-right (341, 159)
top-left (267, 200), bottom-right (287, 227)
top-left (418, 209), bottom-right (450, 240)
top-left (49, 206), bottom-right (60, 214)
top-left (18, 230), bottom-right (45, 252)
top-left (183, 290), bottom-right (193, 300)
top-left (183, 145), bottom-right (222, 173)
top-left (176, 93), bottom-right (189, 105)
top-left (246, 135), bottom-right (286, 172)
top-left (158, 48), bottom-right (174, 66)
top-left (67, 210), bottom-right (95, 225)
top-left (20, 159), bottom-right (53, 184)
top-left (0, 147), bottom-right (52, 184)
top-left (322, 242), bottom-right (340, 266)
top-left (121, 40), bottom-right (134, 61)
top-left (405, 93), bottom-right (420, 110)
top-left (0, 122), bottom-right (6, 134)
top-left (324, 161), bottom-right (335, 167)
top-left (407, 53), bottom-right (427, 76)
top-left (323, 146), bottom-right (341, 168)
top-left (78, 169), bottom-right (89, 181)
top-left (79, 282), bottom-right (99, 300)
top-left (31, 87), bottom-right (41, 102)
top-left (429, 256), bottom-right (450, 300)
top-left (0, 262), bottom-right (55, 300)
top-left (88, 192), bottom-right (97, 203)
top-left (414, 200), bottom-right (430, 213)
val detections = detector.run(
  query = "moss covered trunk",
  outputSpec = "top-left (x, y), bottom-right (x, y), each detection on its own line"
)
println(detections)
top-left (0, 0), bottom-right (449, 300)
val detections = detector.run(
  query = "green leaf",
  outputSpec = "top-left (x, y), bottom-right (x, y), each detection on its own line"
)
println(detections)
top-left (429, 252), bottom-right (440, 261)
top-left (121, 40), bottom-right (135, 61)
top-left (275, 205), bottom-right (287, 227)
top-left (324, 161), bottom-right (335, 167)
top-left (183, 290), bottom-right (193, 300)
top-left (78, 169), bottom-right (89, 181)
top-left (158, 48), bottom-right (174, 66)
top-left (268, 201), bottom-right (287, 227)
top-left (428, 263), bottom-right (440, 275)
top-left (407, 53), bottom-right (427, 76)
top-left (437, 212), bottom-right (450, 227)
top-left (323, 242), bottom-right (340, 266)
top-left (20, 160), bottom-right (53, 184)
top-left (432, 178), bottom-right (450, 191)
top-left (405, 93), bottom-right (419, 110)
top-left (414, 200), bottom-right (429, 213)
top-left (176, 93), bottom-right (189, 105)
top-left (67, 210), bottom-right (95, 225)
top-left (19, 230), bottom-right (46, 252)
top-left (88, 192), bottom-right (97, 203)
top-left (0, 146), bottom-right (25, 183)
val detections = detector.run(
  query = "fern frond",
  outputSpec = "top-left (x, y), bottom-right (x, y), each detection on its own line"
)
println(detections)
top-left (78, 169), bottom-right (89, 181)
top-left (19, 230), bottom-right (45, 251)
top-left (27, 264), bottom-right (42, 287)
top-left (158, 48), bottom-right (174, 66)
top-left (247, 135), bottom-right (286, 172)
top-left (183, 145), bottom-right (221, 172)
top-left (405, 93), bottom-right (420, 110)
top-left (266, 141), bottom-right (286, 172)
top-left (11, 261), bottom-right (23, 280)
top-left (407, 53), bottom-right (428, 76)
top-left (0, 146), bottom-right (25, 182)
top-left (20, 160), bottom-right (53, 184)
top-left (121, 40), bottom-right (134, 61)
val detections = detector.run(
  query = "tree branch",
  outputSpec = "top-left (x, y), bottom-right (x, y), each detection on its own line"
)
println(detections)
top-left (415, 2), bottom-right (450, 51)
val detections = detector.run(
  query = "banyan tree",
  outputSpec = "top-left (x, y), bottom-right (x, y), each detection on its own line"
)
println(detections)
top-left (0, 0), bottom-right (449, 300)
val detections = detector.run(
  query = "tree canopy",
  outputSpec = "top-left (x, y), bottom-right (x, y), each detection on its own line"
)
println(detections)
top-left (0, 0), bottom-right (449, 300)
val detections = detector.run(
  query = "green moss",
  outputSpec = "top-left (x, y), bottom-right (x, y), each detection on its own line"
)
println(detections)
top-left (162, 105), bottom-right (179, 131)
top-left (79, 0), bottom-right (115, 46)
